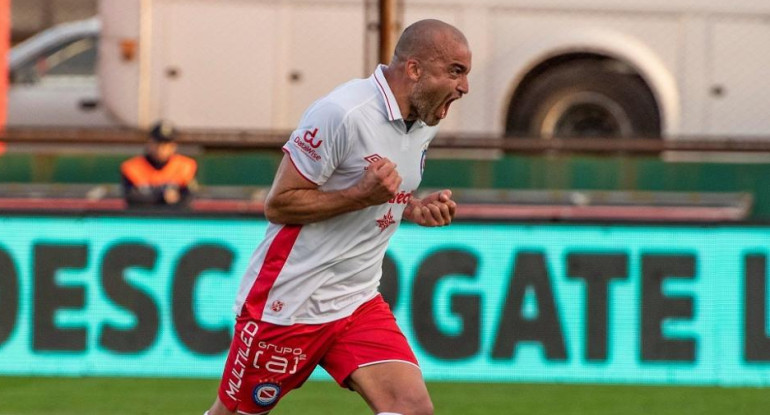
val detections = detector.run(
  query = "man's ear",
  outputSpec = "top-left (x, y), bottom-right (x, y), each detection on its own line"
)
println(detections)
top-left (405, 58), bottom-right (422, 81)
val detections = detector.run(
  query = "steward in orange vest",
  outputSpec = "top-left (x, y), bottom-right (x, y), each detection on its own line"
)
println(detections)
top-left (121, 121), bottom-right (198, 209)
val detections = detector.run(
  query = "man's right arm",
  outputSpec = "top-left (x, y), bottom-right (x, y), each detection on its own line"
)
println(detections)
top-left (264, 155), bottom-right (402, 225)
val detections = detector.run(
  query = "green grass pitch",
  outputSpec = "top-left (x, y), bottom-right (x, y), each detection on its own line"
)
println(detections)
top-left (0, 377), bottom-right (768, 414)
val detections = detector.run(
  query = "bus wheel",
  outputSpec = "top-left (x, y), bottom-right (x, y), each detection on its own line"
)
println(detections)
top-left (506, 60), bottom-right (661, 139)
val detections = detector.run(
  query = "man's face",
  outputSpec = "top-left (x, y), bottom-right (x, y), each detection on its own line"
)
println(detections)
top-left (408, 39), bottom-right (471, 126)
top-left (148, 141), bottom-right (177, 162)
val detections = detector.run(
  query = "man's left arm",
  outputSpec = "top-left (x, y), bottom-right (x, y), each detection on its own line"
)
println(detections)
top-left (403, 189), bottom-right (456, 227)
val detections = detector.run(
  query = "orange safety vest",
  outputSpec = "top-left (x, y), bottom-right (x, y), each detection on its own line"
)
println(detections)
top-left (120, 154), bottom-right (197, 187)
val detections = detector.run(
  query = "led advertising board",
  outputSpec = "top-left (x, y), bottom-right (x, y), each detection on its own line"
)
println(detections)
top-left (1, 216), bottom-right (769, 385)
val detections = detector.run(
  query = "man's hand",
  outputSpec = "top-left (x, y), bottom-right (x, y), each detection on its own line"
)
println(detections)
top-left (163, 186), bottom-right (181, 204)
top-left (404, 189), bottom-right (456, 227)
top-left (353, 157), bottom-right (403, 206)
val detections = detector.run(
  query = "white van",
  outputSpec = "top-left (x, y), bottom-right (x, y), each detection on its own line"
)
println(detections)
top-left (7, 17), bottom-right (118, 127)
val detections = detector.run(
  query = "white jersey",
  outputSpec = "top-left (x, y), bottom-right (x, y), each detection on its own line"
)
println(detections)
top-left (233, 65), bottom-right (439, 325)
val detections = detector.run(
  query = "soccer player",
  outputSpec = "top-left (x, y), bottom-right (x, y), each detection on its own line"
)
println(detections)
top-left (206, 19), bottom-right (471, 415)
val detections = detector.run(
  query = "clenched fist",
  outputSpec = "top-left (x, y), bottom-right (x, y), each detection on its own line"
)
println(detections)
top-left (404, 189), bottom-right (456, 227)
top-left (354, 157), bottom-right (403, 206)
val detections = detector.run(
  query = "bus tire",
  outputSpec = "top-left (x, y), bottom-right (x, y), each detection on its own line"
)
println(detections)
top-left (506, 60), bottom-right (661, 139)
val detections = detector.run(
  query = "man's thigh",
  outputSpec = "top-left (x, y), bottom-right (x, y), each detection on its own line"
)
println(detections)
top-left (321, 295), bottom-right (430, 413)
top-left (321, 295), bottom-right (420, 387)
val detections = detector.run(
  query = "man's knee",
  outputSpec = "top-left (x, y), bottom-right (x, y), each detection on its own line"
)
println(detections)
top-left (379, 399), bottom-right (432, 415)
top-left (397, 390), bottom-right (433, 415)
top-left (414, 395), bottom-right (434, 415)
top-left (370, 385), bottom-right (432, 415)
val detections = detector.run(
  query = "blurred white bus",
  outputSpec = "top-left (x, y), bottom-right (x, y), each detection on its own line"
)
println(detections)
top-left (14, 0), bottom-right (770, 142)
top-left (404, 0), bottom-right (770, 140)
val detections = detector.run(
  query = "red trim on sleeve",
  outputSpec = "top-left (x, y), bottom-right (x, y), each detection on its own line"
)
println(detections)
top-left (243, 224), bottom-right (303, 320)
top-left (282, 147), bottom-right (320, 186)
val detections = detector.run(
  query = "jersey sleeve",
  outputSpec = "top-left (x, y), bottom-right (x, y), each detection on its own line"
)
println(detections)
top-left (282, 101), bottom-right (349, 186)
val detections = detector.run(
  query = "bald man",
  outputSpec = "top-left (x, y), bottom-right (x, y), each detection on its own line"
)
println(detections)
top-left (206, 19), bottom-right (471, 415)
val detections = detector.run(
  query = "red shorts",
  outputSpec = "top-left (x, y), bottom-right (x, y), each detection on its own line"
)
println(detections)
top-left (217, 294), bottom-right (418, 414)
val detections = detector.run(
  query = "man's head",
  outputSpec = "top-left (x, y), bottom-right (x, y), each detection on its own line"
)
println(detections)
top-left (146, 120), bottom-right (178, 162)
top-left (390, 19), bottom-right (471, 126)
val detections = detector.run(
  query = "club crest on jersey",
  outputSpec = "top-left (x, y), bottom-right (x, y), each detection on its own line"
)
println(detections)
top-left (253, 383), bottom-right (281, 407)
top-left (293, 128), bottom-right (322, 161)
top-left (376, 208), bottom-right (396, 232)
top-left (270, 300), bottom-right (285, 313)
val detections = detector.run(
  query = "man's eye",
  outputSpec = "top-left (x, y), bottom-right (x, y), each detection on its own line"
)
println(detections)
top-left (451, 66), bottom-right (466, 76)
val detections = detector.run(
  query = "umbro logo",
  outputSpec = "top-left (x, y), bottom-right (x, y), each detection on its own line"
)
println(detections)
top-left (364, 154), bottom-right (383, 164)
top-left (364, 154), bottom-right (383, 171)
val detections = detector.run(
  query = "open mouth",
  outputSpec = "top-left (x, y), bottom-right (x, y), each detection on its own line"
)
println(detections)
top-left (439, 97), bottom-right (457, 120)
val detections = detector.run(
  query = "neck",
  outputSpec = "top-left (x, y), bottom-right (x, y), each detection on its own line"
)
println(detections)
top-left (145, 153), bottom-right (169, 169)
top-left (381, 64), bottom-right (415, 121)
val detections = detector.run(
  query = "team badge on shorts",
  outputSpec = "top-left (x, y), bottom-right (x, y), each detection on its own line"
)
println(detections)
top-left (253, 383), bottom-right (281, 407)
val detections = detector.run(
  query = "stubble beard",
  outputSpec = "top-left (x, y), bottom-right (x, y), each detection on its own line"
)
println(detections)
top-left (410, 79), bottom-right (443, 127)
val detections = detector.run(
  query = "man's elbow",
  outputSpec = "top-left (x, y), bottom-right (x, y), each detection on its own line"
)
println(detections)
top-left (263, 202), bottom-right (282, 224)
top-left (263, 198), bottom-right (292, 224)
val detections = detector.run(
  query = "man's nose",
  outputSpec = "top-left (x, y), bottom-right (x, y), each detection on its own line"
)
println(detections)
top-left (457, 75), bottom-right (469, 95)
